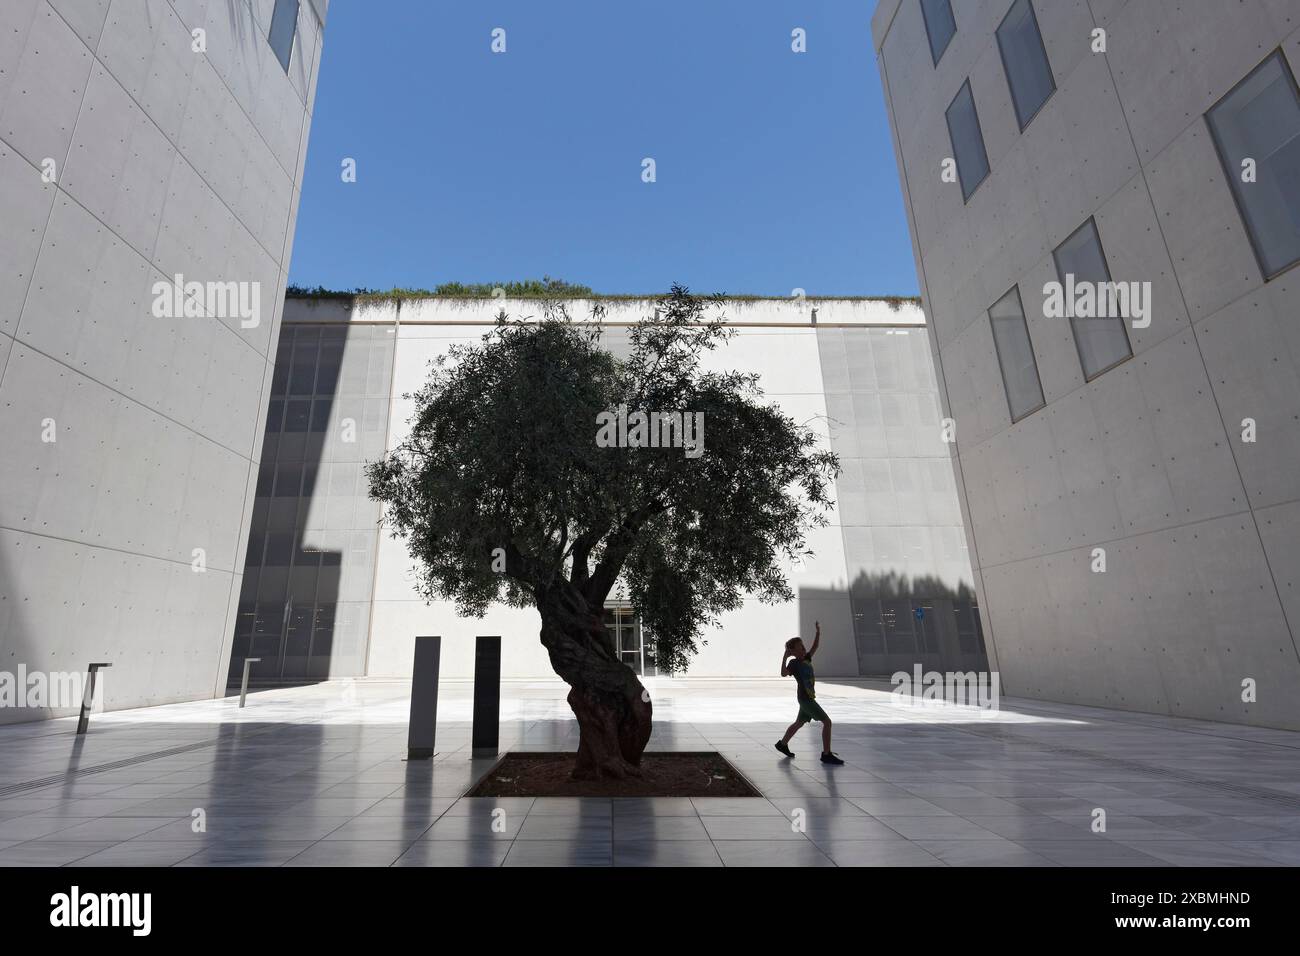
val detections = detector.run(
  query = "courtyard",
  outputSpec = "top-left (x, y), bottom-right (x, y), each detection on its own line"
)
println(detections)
top-left (0, 679), bottom-right (1297, 867)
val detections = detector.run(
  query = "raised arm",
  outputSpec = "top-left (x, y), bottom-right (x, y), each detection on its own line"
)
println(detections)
top-left (780, 653), bottom-right (791, 677)
top-left (808, 621), bottom-right (821, 658)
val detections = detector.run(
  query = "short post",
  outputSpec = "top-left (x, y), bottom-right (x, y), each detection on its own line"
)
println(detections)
top-left (239, 658), bottom-right (261, 708)
top-left (76, 663), bottom-right (111, 735)
top-left (407, 636), bottom-right (441, 759)
top-left (472, 635), bottom-right (501, 758)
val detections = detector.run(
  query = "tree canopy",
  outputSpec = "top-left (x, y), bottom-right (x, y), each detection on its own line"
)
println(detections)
top-left (366, 285), bottom-right (840, 674)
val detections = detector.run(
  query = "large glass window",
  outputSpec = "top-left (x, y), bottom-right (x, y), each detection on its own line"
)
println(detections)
top-left (954, 600), bottom-right (986, 655)
top-left (1206, 51), bottom-right (1300, 279)
top-left (996, 0), bottom-right (1055, 130)
top-left (1053, 218), bottom-right (1133, 380)
top-left (988, 285), bottom-right (1045, 422)
top-left (946, 80), bottom-right (990, 201)
top-left (920, 0), bottom-right (956, 66)
top-left (229, 322), bottom-right (394, 688)
top-left (268, 0), bottom-right (299, 73)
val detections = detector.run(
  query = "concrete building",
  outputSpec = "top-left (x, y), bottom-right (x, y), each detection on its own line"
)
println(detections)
top-left (228, 294), bottom-right (988, 686)
top-left (873, 0), bottom-right (1300, 728)
top-left (0, 0), bottom-right (327, 723)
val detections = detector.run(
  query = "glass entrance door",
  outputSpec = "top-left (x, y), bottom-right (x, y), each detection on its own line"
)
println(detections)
top-left (602, 606), bottom-right (657, 677)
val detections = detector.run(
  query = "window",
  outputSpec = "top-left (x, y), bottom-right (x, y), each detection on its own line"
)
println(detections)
top-left (954, 600), bottom-right (986, 655)
top-left (602, 607), bottom-right (658, 676)
top-left (1206, 50), bottom-right (1300, 280)
top-left (920, 0), bottom-right (956, 66)
top-left (988, 285), bottom-right (1045, 422)
top-left (268, 0), bottom-right (299, 73)
top-left (945, 80), bottom-right (990, 201)
top-left (996, 0), bottom-right (1055, 130)
top-left (1053, 218), bottom-right (1133, 380)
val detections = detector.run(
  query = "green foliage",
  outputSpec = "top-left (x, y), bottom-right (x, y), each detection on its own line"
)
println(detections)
top-left (432, 277), bottom-right (595, 298)
top-left (366, 285), bottom-right (841, 675)
top-left (285, 277), bottom-right (594, 301)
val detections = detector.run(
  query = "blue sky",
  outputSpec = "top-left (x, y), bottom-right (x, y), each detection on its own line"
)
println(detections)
top-left (288, 0), bottom-right (918, 297)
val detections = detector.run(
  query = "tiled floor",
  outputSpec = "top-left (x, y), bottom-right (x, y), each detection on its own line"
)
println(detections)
top-left (1, 678), bottom-right (1299, 866)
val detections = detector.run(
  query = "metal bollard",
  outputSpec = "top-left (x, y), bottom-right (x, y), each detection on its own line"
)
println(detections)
top-left (407, 636), bottom-right (442, 759)
top-left (471, 636), bottom-right (501, 758)
top-left (76, 663), bottom-right (112, 735)
top-left (239, 658), bottom-right (261, 708)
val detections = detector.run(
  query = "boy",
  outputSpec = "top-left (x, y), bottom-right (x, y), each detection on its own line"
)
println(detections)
top-left (776, 621), bottom-right (844, 764)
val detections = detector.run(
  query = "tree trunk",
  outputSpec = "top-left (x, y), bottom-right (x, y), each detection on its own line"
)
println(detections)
top-left (537, 582), bottom-right (652, 779)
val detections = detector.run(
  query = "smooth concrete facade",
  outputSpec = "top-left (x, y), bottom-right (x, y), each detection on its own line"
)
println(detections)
top-left (230, 295), bottom-right (986, 685)
top-left (874, 0), bottom-right (1300, 728)
top-left (0, 0), bottom-right (327, 722)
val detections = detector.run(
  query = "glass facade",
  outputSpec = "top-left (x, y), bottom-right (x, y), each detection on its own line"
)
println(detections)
top-left (229, 323), bottom-right (395, 686)
top-left (1206, 50), bottom-right (1300, 280)
top-left (851, 592), bottom-right (986, 664)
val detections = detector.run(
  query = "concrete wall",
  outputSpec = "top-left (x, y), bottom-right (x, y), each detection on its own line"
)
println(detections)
top-left (0, 0), bottom-right (325, 722)
top-left (874, 0), bottom-right (1300, 727)
top-left (264, 295), bottom-right (979, 683)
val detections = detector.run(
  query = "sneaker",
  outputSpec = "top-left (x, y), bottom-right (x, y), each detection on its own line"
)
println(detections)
top-left (820, 752), bottom-right (844, 765)
top-left (775, 741), bottom-right (794, 758)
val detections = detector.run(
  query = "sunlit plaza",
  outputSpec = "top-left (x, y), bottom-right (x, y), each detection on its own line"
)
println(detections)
top-left (2, 679), bottom-right (1298, 868)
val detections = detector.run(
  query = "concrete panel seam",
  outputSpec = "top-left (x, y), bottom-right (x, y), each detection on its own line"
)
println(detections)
top-left (1082, 0), bottom-right (1299, 664)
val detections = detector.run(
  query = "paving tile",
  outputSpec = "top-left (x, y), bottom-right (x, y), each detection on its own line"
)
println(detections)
top-left (1122, 841), bottom-right (1286, 866)
top-left (712, 840), bottom-right (835, 867)
top-left (0, 842), bottom-right (115, 866)
top-left (847, 796), bottom-right (955, 816)
top-left (284, 841), bottom-right (411, 867)
top-left (70, 842), bottom-right (203, 866)
top-left (614, 840), bottom-right (723, 866)
top-left (813, 840), bottom-right (945, 866)
top-left (1017, 841), bottom-right (1169, 867)
top-left (516, 816), bottom-right (612, 841)
top-left (173, 842), bottom-right (315, 867)
top-left (1, 680), bottom-right (1296, 868)
top-left (690, 798), bottom-right (782, 816)
top-left (613, 815), bottom-right (709, 841)
top-left (319, 817), bottom-right (436, 841)
top-left (393, 841), bottom-right (510, 867)
top-left (915, 839), bottom-right (1059, 866)
top-left (422, 814), bottom-right (522, 841)
top-left (700, 815), bottom-right (808, 841)
top-left (610, 798), bottom-right (699, 817)
top-left (503, 840), bottom-right (613, 867)
top-left (877, 816), bottom-right (1002, 841)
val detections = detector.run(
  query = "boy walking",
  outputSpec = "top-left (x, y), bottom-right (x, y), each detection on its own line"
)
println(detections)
top-left (776, 621), bottom-right (843, 764)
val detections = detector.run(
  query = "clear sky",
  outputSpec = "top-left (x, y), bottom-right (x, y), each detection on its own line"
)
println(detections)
top-left (288, 0), bottom-right (919, 298)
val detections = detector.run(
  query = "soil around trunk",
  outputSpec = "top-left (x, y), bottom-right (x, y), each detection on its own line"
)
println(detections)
top-left (467, 751), bottom-right (762, 798)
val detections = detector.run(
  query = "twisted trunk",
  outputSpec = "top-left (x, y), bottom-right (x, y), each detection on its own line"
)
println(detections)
top-left (537, 581), bottom-right (652, 779)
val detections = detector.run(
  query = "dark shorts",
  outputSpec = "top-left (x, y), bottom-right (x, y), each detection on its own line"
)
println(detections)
top-left (797, 699), bottom-right (829, 724)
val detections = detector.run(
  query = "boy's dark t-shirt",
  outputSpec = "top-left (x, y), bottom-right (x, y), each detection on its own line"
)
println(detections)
top-left (791, 652), bottom-right (816, 701)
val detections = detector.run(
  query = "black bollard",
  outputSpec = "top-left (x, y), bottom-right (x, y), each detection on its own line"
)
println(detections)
top-left (76, 663), bottom-right (112, 735)
top-left (407, 636), bottom-right (441, 759)
top-left (471, 636), bottom-right (501, 758)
